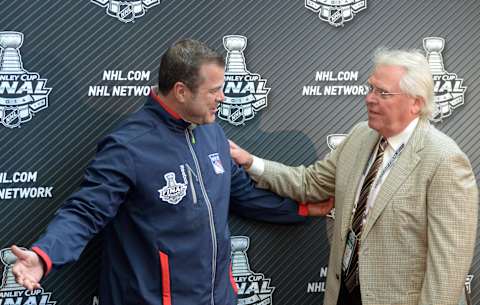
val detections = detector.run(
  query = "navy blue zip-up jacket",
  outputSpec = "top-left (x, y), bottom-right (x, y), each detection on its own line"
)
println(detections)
top-left (31, 92), bottom-right (307, 305)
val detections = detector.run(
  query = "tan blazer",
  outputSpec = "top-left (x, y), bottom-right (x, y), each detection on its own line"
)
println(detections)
top-left (252, 119), bottom-right (478, 305)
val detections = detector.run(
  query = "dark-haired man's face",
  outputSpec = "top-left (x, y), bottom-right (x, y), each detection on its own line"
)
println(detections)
top-left (183, 63), bottom-right (225, 125)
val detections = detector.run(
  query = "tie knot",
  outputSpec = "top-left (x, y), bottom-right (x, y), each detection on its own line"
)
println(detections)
top-left (379, 137), bottom-right (387, 152)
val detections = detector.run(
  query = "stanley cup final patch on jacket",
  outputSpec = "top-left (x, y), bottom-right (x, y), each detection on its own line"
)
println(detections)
top-left (158, 165), bottom-right (188, 204)
top-left (208, 153), bottom-right (225, 175)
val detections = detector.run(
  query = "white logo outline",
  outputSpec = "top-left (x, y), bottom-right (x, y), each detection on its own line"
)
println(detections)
top-left (219, 35), bottom-right (270, 126)
top-left (230, 236), bottom-right (275, 305)
top-left (305, 0), bottom-right (367, 27)
top-left (158, 166), bottom-right (188, 205)
top-left (91, 0), bottom-right (161, 23)
top-left (0, 31), bottom-right (51, 129)
top-left (423, 37), bottom-right (467, 122)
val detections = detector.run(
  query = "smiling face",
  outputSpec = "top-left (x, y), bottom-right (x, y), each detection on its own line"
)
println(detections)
top-left (179, 62), bottom-right (225, 125)
top-left (365, 65), bottom-right (423, 138)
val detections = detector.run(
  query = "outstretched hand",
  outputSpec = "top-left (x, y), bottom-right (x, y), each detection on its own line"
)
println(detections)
top-left (229, 140), bottom-right (254, 168)
top-left (11, 245), bottom-right (44, 291)
top-left (307, 197), bottom-right (335, 216)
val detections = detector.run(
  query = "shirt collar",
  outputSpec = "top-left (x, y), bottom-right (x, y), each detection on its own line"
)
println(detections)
top-left (386, 117), bottom-right (419, 151)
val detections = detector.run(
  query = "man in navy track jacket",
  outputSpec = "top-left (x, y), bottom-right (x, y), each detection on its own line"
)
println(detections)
top-left (11, 39), bottom-right (330, 305)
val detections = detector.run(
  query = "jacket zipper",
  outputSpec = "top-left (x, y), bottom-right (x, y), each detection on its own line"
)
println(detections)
top-left (185, 163), bottom-right (198, 205)
top-left (185, 128), bottom-right (217, 305)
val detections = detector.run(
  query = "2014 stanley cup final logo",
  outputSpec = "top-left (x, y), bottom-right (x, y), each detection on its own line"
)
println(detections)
top-left (231, 236), bottom-right (274, 305)
top-left (305, 0), bottom-right (367, 27)
top-left (0, 32), bottom-right (51, 129)
top-left (0, 248), bottom-right (56, 305)
top-left (219, 35), bottom-right (270, 126)
top-left (423, 37), bottom-right (466, 122)
top-left (91, 0), bottom-right (161, 23)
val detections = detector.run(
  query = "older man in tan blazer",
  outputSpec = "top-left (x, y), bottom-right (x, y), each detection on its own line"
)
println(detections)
top-left (230, 49), bottom-right (478, 305)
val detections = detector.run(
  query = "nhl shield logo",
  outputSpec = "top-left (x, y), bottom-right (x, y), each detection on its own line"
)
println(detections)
top-left (117, 2), bottom-right (135, 22)
top-left (329, 6), bottom-right (344, 26)
top-left (219, 35), bottom-right (270, 126)
top-left (2, 107), bottom-right (21, 128)
top-left (229, 105), bottom-right (244, 125)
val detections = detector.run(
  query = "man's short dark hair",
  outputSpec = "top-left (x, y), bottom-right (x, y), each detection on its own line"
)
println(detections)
top-left (158, 39), bottom-right (225, 95)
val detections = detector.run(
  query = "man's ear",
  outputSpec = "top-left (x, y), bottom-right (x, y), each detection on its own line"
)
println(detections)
top-left (173, 81), bottom-right (189, 103)
top-left (412, 96), bottom-right (425, 116)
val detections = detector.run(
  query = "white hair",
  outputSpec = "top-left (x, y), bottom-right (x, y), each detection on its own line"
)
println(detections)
top-left (373, 48), bottom-right (435, 120)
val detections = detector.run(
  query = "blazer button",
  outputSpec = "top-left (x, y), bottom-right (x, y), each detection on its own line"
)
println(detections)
top-left (336, 273), bottom-right (340, 280)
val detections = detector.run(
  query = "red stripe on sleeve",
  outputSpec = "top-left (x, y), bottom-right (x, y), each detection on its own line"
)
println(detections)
top-left (31, 246), bottom-right (52, 276)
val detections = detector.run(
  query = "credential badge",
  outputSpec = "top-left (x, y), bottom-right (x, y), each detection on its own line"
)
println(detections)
top-left (91, 0), bottom-right (161, 23)
top-left (219, 35), bottom-right (270, 126)
top-left (305, 0), bottom-right (367, 27)
top-left (0, 32), bottom-right (51, 129)
top-left (158, 166), bottom-right (188, 205)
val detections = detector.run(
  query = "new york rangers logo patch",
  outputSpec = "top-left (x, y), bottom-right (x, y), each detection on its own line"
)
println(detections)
top-left (208, 153), bottom-right (225, 175)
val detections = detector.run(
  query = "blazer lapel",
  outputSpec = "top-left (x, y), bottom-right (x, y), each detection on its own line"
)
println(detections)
top-left (361, 119), bottom-right (429, 240)
top-left (341, 128), bottom-right (380, 241)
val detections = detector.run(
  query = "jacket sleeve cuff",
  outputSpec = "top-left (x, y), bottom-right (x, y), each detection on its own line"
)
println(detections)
top-left (31, 246), bottom-right (52, 276)
top-left (298, 203), bottom-right (309, 217)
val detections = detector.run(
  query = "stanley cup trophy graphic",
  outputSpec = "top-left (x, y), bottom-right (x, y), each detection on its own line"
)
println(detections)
top-left (158, 172), bottom-right (187, 205)
top-left (423, 37), bottom-right (466, 122)
top-left (224, 36), bottom-right (248, 76)
top-left (0, 31), bottom-right (50, 129)
top-left (231, 236), bottom-right (252, 277)
top-left (0, 32), bottom-right (25, 74)
top-left (231, 236), bottom-right (274, 305)
top-left (0, 248), bottom-right (27, 291)
top-left (219, 35), bottom-right (269, 126)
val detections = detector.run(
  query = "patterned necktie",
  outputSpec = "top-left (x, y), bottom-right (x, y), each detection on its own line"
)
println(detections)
top-left (344, 137), bottom-right (387, 292)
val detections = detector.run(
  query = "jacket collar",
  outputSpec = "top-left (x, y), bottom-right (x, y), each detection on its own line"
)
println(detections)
top-left (146, 87), bottom-right (192, 130)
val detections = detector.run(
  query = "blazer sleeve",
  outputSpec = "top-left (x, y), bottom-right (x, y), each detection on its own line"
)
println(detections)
top-left (419, 152), bottom-right (478, 305)
top-left (248, 123), bottom-right (364, 203)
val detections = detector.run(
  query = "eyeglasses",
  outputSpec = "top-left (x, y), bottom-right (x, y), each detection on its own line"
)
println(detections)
top-left (366, 83), bottom-right (404, 100)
